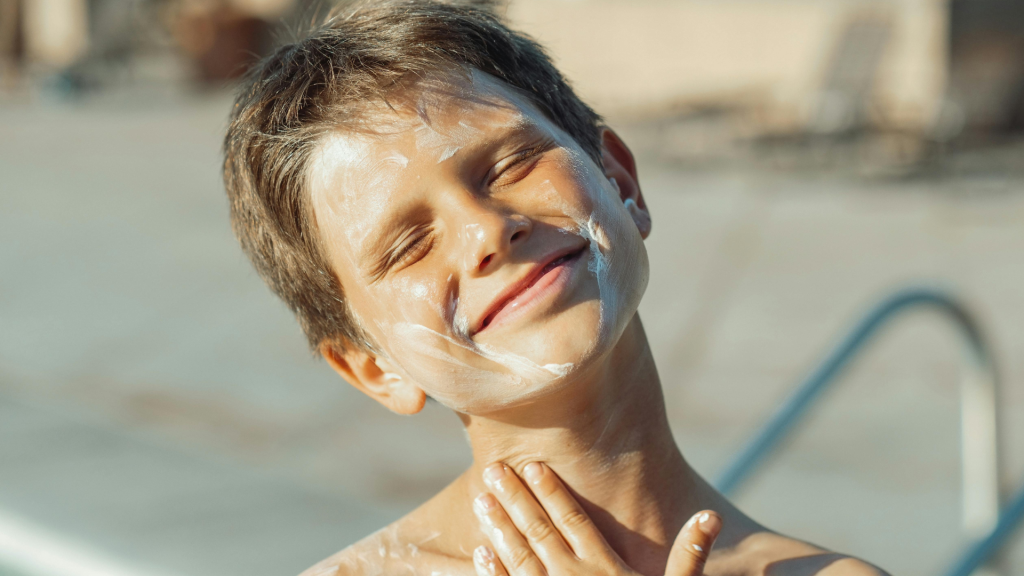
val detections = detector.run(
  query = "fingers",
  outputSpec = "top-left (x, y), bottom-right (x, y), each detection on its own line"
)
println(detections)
top-left (482, 463), bottom-right (574, 563)
top-left (520, 462), bottom-right (615, 561)
top-left (473, 545), bottom-right (509, 576)
top-left (473, 492), bottom-right (547, 576)
top-left (665, 510), bottom-right (722, 576)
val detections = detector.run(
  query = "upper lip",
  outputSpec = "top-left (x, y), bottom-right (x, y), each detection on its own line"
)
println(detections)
top-left (473, 243), bottom-right (587, 335)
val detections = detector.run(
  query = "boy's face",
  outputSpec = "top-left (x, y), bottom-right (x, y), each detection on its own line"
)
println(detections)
top-left (308, 71), bottom-right (651, 415)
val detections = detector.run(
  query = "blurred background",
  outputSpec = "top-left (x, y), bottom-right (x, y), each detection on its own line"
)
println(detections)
top-left (1, 0), bottom-right (1023, 575)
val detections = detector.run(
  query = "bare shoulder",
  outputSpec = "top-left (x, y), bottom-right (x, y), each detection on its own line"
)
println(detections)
top-left (297, 532), bottom-right (384, 576)
top-left (298, 521), bottom-right (472, 576)
top-left (711, 531), bottom-right (890, 576)
top-left (297, 482), bottom-right (476, 576)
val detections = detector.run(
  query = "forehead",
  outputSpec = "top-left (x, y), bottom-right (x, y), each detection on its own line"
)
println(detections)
top-left (310, 71), bottom-right (555, 175)
top-left (391, 73), bottom-right (552, 151)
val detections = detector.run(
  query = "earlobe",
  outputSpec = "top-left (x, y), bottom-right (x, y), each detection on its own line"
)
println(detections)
top-left (320, 341), bottom-right (427, 415)
top-left (623, 197), bottom-right (652, 238)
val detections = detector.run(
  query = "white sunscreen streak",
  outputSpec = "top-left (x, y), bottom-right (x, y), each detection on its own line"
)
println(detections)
top-left (414, 120), bottom-right (481, 163)
top-left (382, 153), bottom-right (409, 168)
top-left (310, 133), bottom-right (411, 253)
top-left (393, 323), bottom-right (566, 382)
top-left (539, 177), bottom-right (615, 340)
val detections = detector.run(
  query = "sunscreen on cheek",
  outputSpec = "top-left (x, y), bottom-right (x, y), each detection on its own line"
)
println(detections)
top-left (366, 159), bottom-right (643, 414)
top-left (537, 149), bottom-right (648, 348)
top-left (382, 321), bottom-right (574, 412)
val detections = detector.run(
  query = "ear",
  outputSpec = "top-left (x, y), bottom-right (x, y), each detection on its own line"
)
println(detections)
top-left (600, 128), bottom-right (651, 239)
top-left (319, 341), bottom-right (427, 415)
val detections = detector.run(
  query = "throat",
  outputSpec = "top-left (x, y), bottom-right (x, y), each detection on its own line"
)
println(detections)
top-left (459, 317), bottom-right (704, 570)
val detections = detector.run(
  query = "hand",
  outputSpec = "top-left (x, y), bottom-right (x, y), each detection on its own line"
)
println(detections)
top-left (471, 462), bottom-right (721, 576)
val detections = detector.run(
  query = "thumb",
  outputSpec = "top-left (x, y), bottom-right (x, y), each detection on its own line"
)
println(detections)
top-left (664, 510), bottom-right (722, 576)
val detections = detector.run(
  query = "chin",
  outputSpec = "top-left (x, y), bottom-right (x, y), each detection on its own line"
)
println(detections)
top-left (409, 308), bottom-right (606, 415)
top-left (497, 299), bottom-right (606, 362)
top-left (507, 297), bottom-right (637, 380)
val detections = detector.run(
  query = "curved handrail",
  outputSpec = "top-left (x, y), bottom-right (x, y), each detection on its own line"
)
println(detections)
top-left (942, 484), bottom-right (1024, 576)
top-left (713, 288), bottom-right (1002, 543)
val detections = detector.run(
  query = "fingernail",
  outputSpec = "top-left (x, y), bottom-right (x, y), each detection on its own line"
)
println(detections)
top-left (474, 493), bottom-right (497, 514)
top-left (483, 463), bottom-right (506, 486)
top-left (683, 514), bottom-right (697, 530)
top-left (474, 545), bottom-right (495, 561)
top-left (474, 546), bottom-right (496, 576)
top-left (523, 462), bottom-right (543, 484)
top-left (697, 511), bottom-right (722, 537)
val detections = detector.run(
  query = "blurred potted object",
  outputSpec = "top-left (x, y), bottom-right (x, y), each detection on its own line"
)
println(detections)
top-left (0, 0), bottom-right (22, 87)
top-left (947, 0), bottom-right (1024, 135)
top-left (170, 0), bottom-right (291, 83)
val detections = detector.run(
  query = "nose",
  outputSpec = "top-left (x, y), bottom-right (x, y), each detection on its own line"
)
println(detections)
top-left (452, 198), bottom-right (531, 275)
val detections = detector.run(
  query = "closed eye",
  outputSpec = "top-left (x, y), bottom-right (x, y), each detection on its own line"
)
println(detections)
top-left (370, 228), bottom-right (435, 281)
top-left (489, 140), bottom-right (553, 187)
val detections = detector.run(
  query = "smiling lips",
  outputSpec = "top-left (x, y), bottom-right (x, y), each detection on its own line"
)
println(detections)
top-left (475, 245), bottom-right (587, 334)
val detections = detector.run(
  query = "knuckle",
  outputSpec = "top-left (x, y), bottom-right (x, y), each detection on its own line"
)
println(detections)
top-left (559, 510), bottom-right (591, 531)
top-left (522, 519), bottom-right (556, 543)
top-left (506, 546), bottom-right (535, 571)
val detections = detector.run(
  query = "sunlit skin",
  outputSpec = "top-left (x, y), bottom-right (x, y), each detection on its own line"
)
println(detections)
top-left (302, 71), bottom-right (889, 576)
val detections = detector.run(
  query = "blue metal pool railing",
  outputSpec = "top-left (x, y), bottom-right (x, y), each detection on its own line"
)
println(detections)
top-left (713, 288), bottom-right (1005, 560)
top-left (943, 485), bottom-right (1024, 576)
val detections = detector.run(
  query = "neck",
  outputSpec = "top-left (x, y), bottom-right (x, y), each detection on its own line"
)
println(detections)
top-left (457, 316), bottom-right (712, 573)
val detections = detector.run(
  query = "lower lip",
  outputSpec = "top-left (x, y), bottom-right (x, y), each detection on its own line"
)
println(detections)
top-left (481, 250), bottom-right (584, 333)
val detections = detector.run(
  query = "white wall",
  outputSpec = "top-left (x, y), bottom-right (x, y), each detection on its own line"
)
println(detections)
top-left (506, 0), bottom-right (949, 131)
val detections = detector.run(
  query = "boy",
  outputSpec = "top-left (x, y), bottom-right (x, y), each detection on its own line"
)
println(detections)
top-left (223, 1), bottom-right (890, 574)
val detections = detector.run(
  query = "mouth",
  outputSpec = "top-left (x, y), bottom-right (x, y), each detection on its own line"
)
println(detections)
top-left (474, 245), bottom-right (587, 335)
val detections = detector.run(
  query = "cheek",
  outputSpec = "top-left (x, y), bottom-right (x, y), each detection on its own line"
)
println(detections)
top-left (384, 322), bottom-right (578, 413)
top-left (364, 278), bottom-right (578, 413)
top-left (356, 276), bottom-right (451, 346)
top-left (536, 154), bottom-right (649, 338)
top-left (384, 323), bottom-right (523, 411)
top-left (352, 278), bottom-right (516, 410)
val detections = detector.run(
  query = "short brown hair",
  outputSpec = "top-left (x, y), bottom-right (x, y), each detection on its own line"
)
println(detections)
top-left (223, 0), bottom-right (603, 353)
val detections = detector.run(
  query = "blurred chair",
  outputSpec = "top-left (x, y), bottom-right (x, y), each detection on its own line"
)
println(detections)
top-left (810, 13), bottom-right (892, 135)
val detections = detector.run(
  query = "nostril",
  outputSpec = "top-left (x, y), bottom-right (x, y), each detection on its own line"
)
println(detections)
top-left (510, 230), bottom-right (524, 243)
top-left (479, 254), bottom-right (493, 270)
